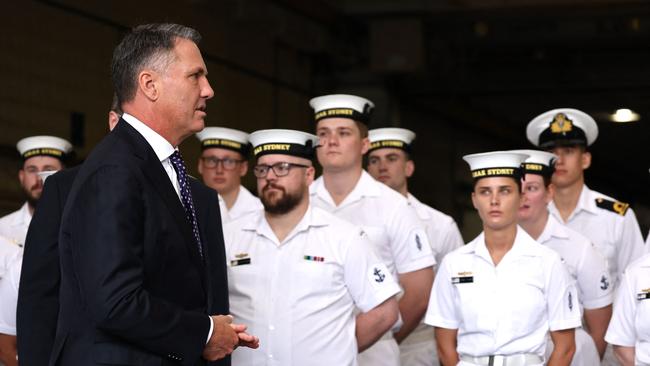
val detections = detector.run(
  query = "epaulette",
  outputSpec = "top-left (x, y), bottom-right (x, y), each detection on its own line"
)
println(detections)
top-left (595, 197), bottom-right (629, 216)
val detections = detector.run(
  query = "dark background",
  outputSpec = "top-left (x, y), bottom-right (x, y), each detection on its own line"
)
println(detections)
top-left (1, 0), bottom-right (648, 240)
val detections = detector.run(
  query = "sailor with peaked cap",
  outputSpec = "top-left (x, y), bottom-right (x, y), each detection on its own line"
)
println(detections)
top-left (366, 127), bottom-right (463, 366)
top-left (526, 108), bottom-right (645, 288)
top-left (425, 150), bottom-right (581, 366)
top-left (309, 94), bottom-right (436, 366)
top-left (515, 149), bottom-right (613, 364)
top-left (224, 128), bottom-right (400, 366)
top-left (196, 127), bottom-right (262, 223)
top-left (0, 136), bottom-right (72, 249)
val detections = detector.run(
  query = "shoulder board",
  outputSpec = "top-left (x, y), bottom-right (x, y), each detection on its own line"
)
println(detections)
top-left (595, 198), bottom-right (629, 216)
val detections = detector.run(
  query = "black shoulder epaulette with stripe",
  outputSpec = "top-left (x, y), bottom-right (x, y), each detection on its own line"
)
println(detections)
top-left (595, 197), bottom-right (629, 216)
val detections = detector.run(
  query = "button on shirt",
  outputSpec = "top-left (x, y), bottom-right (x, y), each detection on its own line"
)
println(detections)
top-left (310, 171), bottom-right (435, 279)
top-left (0, 202), bottom-right (33, 249)
top-left (538, 214), bottom-right (613, 312)
top-left (224, 206), bottom-right (401, 366)
top-left (425, 227), bottom-right (581, 358)
top-left (605, 253), bottom-right (650, 365)
top-left (548, 185), bottom-right (645, 288)
top-left (218, 185), bottom-right (263, 224)
top-left (406, 193), bottom-right (463, 270)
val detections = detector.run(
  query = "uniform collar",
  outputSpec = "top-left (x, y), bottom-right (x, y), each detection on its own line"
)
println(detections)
top-left (228, 185), bottom-right (261, 217)
top-left (407, 193), bottom-right (430, 220)
top-left (548, 184), bottom-right (598, 221)
top-left (11, 202), bottom-right (32, 227)
top-left (121, 113), bottom-right (176, 163)
top-left (537, 213), bottom-right (570, 244)
top-left (310, 170), bottom-right (381, 208)
top-left (469, 226), bottom-right (540, 266)
top-left (241, 205), bottom-right (329, 245)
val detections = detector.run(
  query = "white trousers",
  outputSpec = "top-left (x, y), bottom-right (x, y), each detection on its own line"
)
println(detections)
top-left (399, 324), bottom-right (438, 366)
top-left (358, 332), bottom-right (401, 366)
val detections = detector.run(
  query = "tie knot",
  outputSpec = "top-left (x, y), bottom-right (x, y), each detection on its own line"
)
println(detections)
top-left (169, 150), bottom-right (187, 174)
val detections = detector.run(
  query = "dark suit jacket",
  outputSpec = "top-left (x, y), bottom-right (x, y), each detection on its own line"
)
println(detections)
top-left (51, 119), bottom-right (229, 366)
top-left (17, 166), bottom-right (79, 366)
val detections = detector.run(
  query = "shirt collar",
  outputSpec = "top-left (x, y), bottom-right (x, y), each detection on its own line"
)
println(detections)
top-left (241, 205), bottom-right (329, 245)
top-left (548, 184), bottom-right (598, 221)
top-left (121, 113), bottom-right (176, 162)
top-left (537, 213), bottom-right (570, 244)
top-left (470, 226), bottom-right (540, 265)
top-left (310, 170), bottom-right (381, 208)
top-left (11, 202), bottom-right (32, 226)
top-left (406, 192), bottom-right (431, 220)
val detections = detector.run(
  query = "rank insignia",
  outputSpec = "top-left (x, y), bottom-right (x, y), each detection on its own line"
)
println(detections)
top-left (595, 198), bottom-right (629, 216)
top-left (304, 255), bottom-right (325, 262)
top-left (638, 289), bottom-right (650, 301)
top-left (373, 267), bottom-right (386, 283)
top-left (235, 252), bottom-right (249, 259)
top-left (600, 275), bottom-right (609, 291)
top-left (415, 234), bottom-right (422, 251)
top-left (568, 292), bottom-right (573, 311)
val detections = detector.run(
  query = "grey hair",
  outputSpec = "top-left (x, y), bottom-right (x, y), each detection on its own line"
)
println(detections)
top-left (111, 23), bottom-right (201, 104)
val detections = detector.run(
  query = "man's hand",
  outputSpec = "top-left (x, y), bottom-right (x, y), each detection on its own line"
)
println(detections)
top-left (202, 315), bottom-right (239, 361)
top-left (202, 315), bottom-right (260, 361)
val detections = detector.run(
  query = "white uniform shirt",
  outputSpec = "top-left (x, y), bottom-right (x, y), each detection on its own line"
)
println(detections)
top-left (0, 255), bottom-right (21, 336)
top-left (224, 206), bottom-right (401, 366)
top-left (406, 193), bottom-right (463, 269)
top-left (0, 236), bottom-right (21, 279)
top-left (605, 253), bottom-right (650, 365)
top-left (218, 185), bottom-right (263, 224)
top-left (548, 185), bottom-right (645, 288)
top-left (538, 214), bottom-right (613, 311)
top-left (0, 202), bottom-right (32, 248)
top-left (425, 227), bottom-right (581, 358)
top-left (310, 171), bottom-right (436, 279)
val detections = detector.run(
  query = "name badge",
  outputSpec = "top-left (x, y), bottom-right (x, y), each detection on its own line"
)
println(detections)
top-left (637, 292), bottom-right (650, 301)
top-left (231, 258), bottom-right (251, 266)
top-left (452, 276), bottom-right (474, 284)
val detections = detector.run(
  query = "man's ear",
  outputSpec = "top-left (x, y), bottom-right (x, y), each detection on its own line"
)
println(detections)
top-left (581, 151), bottom-right (592, 170)
top-left (360, 137), bottom-right (370, 155)
top-left (405, 160), bottom-right (415, 178)
top-left (138, 69), bottom-right (159, 101)
top-left (18, 169), bottom-right (25, 185)
top-left (239, 160), bottom-right (249, 177)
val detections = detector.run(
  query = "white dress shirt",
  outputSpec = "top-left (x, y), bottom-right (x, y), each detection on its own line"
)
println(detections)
top-left (0, 255), bottom-right (21, 336)
top-left (548, 185), bottom-right (645, 288)
top-left (219, 185), bottom-right (263, 224)
top-left (0, 202), bottom-right (32, 249)
top-left (425, 227), bottom-right (581, 363)
top-left (224, 206), bottom-right (400, 366)
top-left (605, 253), bottom-right (650, 365)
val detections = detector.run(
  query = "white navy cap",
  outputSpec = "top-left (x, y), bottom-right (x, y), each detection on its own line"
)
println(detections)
top-left (510, 149), bottom-right (557, 178)
top-left (463, 151), bottom-right (529, 181)
top-left (196, 127), bottom-right (251, 156)
top-left (368, 127), bottom-right (416, 153)
top-left (249, 129), bottom-right (319, 159)
top-left (526, 108), bottom-right (598, 148)
top-left (309, 94), bottom-right (374, 124)
top-left (16, 135), bottom-right (72, 161)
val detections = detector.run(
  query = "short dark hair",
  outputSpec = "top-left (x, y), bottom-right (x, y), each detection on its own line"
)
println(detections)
top-left (110, 93), bottom-right (122, 115)
top-left (111, 23), bottom-right (201, 105)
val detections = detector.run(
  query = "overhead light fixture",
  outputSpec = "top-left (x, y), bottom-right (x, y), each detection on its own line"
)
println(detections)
top-left (610, 108), bottom-right (640, 123)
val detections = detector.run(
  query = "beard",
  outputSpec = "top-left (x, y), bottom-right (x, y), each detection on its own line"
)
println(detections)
top-left (261, 183), bottom-right (303, 215)
top-left (22, 183), bottom-right (42, 209)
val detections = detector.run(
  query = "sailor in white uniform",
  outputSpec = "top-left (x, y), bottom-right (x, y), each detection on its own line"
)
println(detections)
top-left (196, 127), bottom-right (262, 223)
top-left (309, 94), bottom-right (436, 366)
top-left (526, 108), bottom-right (646, 287)
top-left (426, 150), bottom-right (581, 366)
top-left (0, 254), bottom-right (21, 365)
top-left (516, 149), bottom-right (613, 364)
top-left (605, 252), bottom-right (650, 365)
top-left (366, 127), bottom-right (463, 366)
top-left (0, 136), bottom-right (71, 249)
top-left (225, 129), bottom-right (401, 366)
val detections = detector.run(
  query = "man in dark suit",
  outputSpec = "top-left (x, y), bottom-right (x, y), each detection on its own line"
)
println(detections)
top-left (51, 23), bottom-right (257, 365)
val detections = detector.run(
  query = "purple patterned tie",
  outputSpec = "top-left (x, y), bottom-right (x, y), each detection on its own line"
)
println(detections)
top-left (168, 150), bottom-right (203, 258)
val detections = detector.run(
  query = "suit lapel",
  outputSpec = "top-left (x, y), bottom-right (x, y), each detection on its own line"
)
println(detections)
top-left (115, 121), bottom-right (206, 278)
